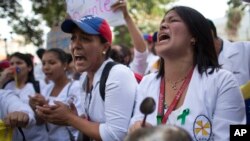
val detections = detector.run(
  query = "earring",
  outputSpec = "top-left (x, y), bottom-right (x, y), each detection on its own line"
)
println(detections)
top-left (191, 39), bottom-right (196, 46)
top-left (102, 51), bottom-right (106, 55)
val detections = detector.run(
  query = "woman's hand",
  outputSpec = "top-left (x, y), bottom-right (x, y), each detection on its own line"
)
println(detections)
top-left (28, 94), bottom-right (48, 110)
top-left (0, 67), bottom-right (15, 87)
top-left (3, 111), bottom-right (29, 128)
top-left (129, 121), bottom-right (153, 133)
top-left (111, 0), bottom-right (129, 18)
top-left (36, 101), bottom-right (78, 126)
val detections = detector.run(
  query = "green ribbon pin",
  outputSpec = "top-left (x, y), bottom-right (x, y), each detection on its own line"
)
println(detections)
top-left (156, 115), bottom-right (162, 125)
top-left (177, 108), bottom-right (190, 125)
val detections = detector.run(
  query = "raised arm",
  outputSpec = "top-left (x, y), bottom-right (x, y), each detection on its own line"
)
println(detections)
top-left (112, 0), bottom-right (147, 53)
top-left (112, 0), bottom-right (148, 75)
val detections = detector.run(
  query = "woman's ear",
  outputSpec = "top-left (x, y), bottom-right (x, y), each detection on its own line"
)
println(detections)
top-left (28, 66), bottom-right (32, 72)
top-left (102, 42), bottom-right (111, 54)
top-left (63, 63), bottom-right (69, 71)
top-left (190, 38), bottom-right (196, 46)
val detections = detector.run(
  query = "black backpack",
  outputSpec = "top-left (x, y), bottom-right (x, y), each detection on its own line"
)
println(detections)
top-left (99, 61), bottom-right (136, 118)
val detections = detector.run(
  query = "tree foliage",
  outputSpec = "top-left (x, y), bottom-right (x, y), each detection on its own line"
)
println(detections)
top-left (1, 0), bottom-right (174, 47)
top-left (0, 0), bottom-right (44, 47)
top-left (113, 0), bottom-right (175, 47)
top-left (30, 0), bottom-right (66, 27)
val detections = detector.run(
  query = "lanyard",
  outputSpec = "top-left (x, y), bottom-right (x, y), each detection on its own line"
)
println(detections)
top-left (157, 67), bottom-right (194, 124)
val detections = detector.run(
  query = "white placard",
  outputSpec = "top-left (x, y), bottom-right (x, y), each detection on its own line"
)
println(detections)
top-left (66, 0), bottom-right (125, 27)
top-left (46, 26), bottom-right (71, 52)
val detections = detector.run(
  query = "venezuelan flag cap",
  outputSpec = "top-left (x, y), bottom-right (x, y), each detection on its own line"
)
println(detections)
top-left (61, 15), bottom-right (112, 44)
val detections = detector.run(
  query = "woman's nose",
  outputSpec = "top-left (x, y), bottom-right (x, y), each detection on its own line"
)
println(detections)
top-left (71, 43), bottom-right (82, 50)
top-left (42, 64), bottom-right (49, 71)
top-left (160, 22), bottom-right (168, 30)
top-left (11, 64), bottom-right (17, 68)
top-left (71, 39), bottom-right (83, 50)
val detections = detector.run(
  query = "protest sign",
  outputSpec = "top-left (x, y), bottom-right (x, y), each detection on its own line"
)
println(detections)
top-left (46, 26), bottom-right (71, 52)
top-left (66, 0), bottom-right (125, 26)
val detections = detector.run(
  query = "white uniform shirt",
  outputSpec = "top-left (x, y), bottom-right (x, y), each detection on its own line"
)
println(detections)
top-left (0, 89), bottom-right (34, 123)
top-left (41, 80), bottom-right (84, 141)
top-left (80, 59), bottom-right (137, 141)
top-left (3, 81), bottom-right (48, 141)
top-left (130, 49), bottom-right (159, 75)
top-left (34, 63), bottom-right (45, 81)
top-left (130, 66), bottom-right (246, 141)
top-left (219, 39), bottom-right (250, 86)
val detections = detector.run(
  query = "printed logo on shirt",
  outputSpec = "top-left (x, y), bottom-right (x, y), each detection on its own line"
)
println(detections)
top-left (233, 71), bottom-right (240, 74)
top-left (193, 115), bottom-right (212, 141)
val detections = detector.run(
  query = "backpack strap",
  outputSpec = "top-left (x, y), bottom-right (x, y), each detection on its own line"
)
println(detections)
top-left (32, 80), bottom-right (40, 93)
top-left (18, 127), bottom-right (26, 141)
top-left (99, 61), bottom-right (117, 101)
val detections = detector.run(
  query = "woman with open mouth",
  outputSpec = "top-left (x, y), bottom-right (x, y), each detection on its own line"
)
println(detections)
top-left (129, 6), bottom-right (246, 141)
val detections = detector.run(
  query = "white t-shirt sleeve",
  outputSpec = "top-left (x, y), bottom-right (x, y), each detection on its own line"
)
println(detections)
top-left (99, 65), bottom-right (137, 141)
top-left (130, 49), bottom-right (148, 75)
top-left (0, 90), bottom-right (35, 126)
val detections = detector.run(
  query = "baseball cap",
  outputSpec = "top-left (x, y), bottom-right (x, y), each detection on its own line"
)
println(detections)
top-left (61, 15), bottom-right (112, 44)
top-left (143, 34), bottom-right (153, 43)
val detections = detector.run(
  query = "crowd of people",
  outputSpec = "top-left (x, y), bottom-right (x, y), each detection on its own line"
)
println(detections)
top-left (0, 0), bottom-right (250, 141)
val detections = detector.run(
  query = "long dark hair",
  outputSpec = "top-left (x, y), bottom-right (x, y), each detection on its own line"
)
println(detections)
top-left (157, 6), bottom-right (220, 78)
top-left (3, 52), bottom-right (37, 89)
top-left (11, 52), bottom-right (35, 83)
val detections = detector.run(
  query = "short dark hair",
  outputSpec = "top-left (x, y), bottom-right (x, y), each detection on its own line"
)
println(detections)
top-left (36, 48), bottom-right (46, 60)
top-left (157, 6), bottom-right (219, 78)
top-left (66, 53), bottom-right (73, 64)
top-left (207, 19), bottom-right (218, 38)
top-left (110, 44), bottom-right (132, 66)
top-left (125, 125), bottom-right (192, 141)
top-left (99, 35), bottom-right (111, 59)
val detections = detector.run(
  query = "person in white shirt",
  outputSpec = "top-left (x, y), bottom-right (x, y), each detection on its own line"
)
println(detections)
top-left (36, 13), bottom-right (137, 141)
top-left (129, 34), bottom-right (159, 76)
top-left (29, 48), bottom-right (84, 141)
top-left (0, 52), bottom-right (48, 141)
top-left (129, 32), bottom-right (160, 75)
top-left (143, 33), bottom-right (160, 74)
top-left (208, 19), bottom-right (250, 124)
top-left (129, 6), bottom-right (246, 141)
top-left (207, 19), bottom-right (250, 86)
top-left (110, 0), bottom-right (158, 76)
top-left (1, 90), bottom-right (33, 141)
top-left (34, 48), bottom-right (46, 81)
top-left (0, 89), bottom-right (34, 127)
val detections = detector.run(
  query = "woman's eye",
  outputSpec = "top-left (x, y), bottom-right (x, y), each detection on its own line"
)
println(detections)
top-left (80, 36), bottom-right (91, 42)
top-left (71, 36), bottom-right (76, 41)
top-left (170, 19), bottom-right (178, 22)
top-left (71, 35), bottom-right (91, 42)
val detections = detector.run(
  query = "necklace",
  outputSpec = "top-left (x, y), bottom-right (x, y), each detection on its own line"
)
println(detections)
top-left (164, 102), bottom-right (168, 109)
top-left (166, 77), bottom-right (187, 90)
